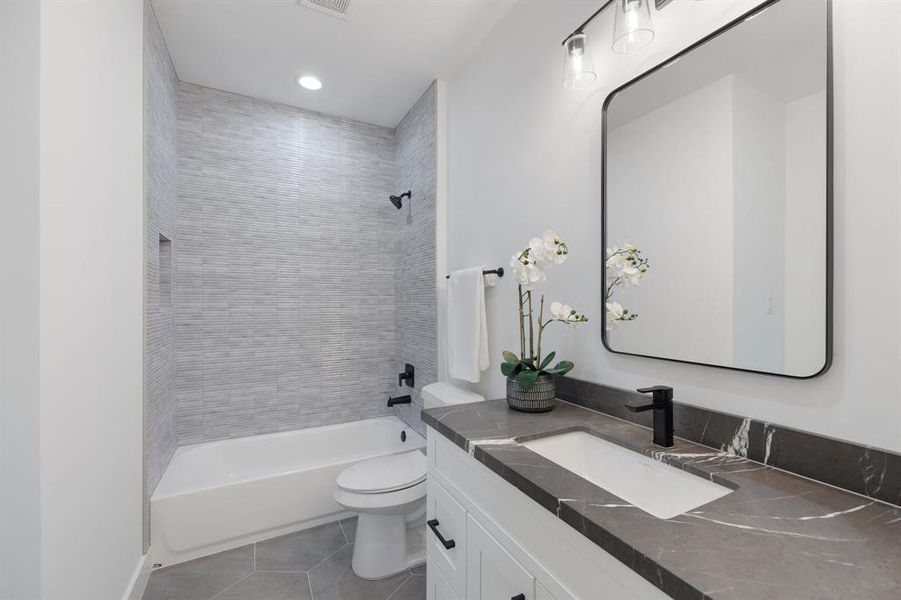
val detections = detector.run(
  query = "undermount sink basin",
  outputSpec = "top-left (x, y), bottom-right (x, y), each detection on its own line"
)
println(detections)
top-left (521, 431), bottom-right (733, 519)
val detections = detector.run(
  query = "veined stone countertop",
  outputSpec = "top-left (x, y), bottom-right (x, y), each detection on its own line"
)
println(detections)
top-left (421, 399), bottom-right (901, 600)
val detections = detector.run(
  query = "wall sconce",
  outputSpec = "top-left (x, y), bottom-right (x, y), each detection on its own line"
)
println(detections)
top-left (613, 0), bottom-right (655, 54)
top-left (561, 0), bottom-right (656, 89)
top-left (563, 33), bottom-right (597, 91)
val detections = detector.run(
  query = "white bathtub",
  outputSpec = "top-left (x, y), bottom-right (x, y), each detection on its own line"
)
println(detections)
top-left (150, 416), bottom-right (425, 567)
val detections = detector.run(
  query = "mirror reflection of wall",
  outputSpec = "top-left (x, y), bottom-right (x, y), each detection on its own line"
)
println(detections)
top-left (604, 0), bottom-right (829, 377)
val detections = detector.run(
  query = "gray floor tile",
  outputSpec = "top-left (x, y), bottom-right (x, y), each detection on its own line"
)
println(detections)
top-left (255, 522), bottom-right (346, 572)
top-left (308, 544), bottom-right (412, 600)
top-left (339, 516), bottom-right (357, 544)
top-left (143, 520), bottom-right (424, 600)
top-left (143, 545), bottom-right (254, 600)
top-left (213, 572), bottom-right (312, 600)
top-left (387, 574), bottom-right (426, 600)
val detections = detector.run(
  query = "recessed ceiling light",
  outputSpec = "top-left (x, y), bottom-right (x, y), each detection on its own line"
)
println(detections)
top-left (297, 75), bottom-right (323, 90)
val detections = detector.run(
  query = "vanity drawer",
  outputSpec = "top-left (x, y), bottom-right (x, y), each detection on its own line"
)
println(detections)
top-left (427, 477), bottom-right (467, 597)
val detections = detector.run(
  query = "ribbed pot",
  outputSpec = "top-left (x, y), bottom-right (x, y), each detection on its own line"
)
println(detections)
top-left (506, 373), bottom-right (556, 413)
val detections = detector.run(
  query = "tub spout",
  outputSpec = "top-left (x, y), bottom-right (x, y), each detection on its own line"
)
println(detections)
top-left (387, 395), bottom-right (412, 407)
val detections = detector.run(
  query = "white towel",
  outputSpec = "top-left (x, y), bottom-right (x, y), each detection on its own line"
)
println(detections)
top-left (447, 267), bottom-right (490, 383)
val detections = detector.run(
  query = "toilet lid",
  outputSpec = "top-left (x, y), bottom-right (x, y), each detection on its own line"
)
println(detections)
top-left (337, 451), bottom-right (427, 494)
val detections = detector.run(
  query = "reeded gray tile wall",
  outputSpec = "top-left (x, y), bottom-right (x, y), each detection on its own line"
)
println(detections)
top-left (175, 83), bottom-right (398, 444)
top-left (144, 0), bottom-right (178, 544)
top-left (391, 83), bottom-right (438, 436)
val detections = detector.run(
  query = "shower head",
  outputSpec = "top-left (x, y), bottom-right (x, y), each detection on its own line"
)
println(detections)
top-left (389, 190), bottom-right (411, 209)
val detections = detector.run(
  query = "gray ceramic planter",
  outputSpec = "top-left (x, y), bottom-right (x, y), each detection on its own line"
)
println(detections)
top-left (506, 373), bottom-right (556, 412)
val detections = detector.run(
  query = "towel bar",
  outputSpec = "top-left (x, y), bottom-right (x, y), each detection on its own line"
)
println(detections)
top-left (445, 267), bottom-right (504, 280)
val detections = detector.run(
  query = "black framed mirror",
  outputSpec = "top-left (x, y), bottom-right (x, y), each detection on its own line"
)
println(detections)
top-left (601, 0), bottom-right (832, 378)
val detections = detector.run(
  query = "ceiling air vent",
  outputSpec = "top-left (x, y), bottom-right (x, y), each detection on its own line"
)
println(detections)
top-left (298, 0), bottom-right (350, 20)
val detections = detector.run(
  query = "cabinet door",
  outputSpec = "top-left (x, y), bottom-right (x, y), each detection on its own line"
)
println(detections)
top-left (428, 561), bottom-right (460, 600)
top-left (427, 478), bottom-right (468, 597)
top-left (466, 515), bottom-right (534, 600)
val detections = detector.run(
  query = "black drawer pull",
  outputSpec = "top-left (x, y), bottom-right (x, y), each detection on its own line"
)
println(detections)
top-left (512, 595), bottom-right (526, 600)
top-left (427, 519), bottom-right (456, 550)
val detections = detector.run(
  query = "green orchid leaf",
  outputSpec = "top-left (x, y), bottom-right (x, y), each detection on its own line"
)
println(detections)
top-left (545, 361), bottom-right (574, 376)
top-left (501, 361), bottom-right (522, 377)
top-left (502, 350), bottom-right (519, 365)
top-left (544, 360), bottom-right (575, 377)
top-left (539, 351), bottom-right (556, 370)
top-left (517, 368), bottom-right (540, 390)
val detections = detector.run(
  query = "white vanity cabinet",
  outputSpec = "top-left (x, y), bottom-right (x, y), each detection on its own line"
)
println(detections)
top-left (425, 427), bottom-right (670, 600)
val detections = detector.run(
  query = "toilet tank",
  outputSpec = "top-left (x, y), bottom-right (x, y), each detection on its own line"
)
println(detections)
top-left (421, 382), bottom-right (484, 410)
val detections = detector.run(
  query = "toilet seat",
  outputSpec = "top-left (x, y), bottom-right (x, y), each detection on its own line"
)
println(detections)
top-left (336, 451), bottom-right (426, 494)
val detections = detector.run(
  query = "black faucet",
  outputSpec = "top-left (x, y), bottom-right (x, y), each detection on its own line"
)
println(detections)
top-left (387, 395), bottom-right (412, 407)
top-left (626, 386), bottom-right (674, 447)
top-left (398, 363), bottom-right (415, 388)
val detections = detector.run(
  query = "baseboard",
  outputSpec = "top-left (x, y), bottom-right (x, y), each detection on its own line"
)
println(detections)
top-left (123, 550), bottom-right (151, 600)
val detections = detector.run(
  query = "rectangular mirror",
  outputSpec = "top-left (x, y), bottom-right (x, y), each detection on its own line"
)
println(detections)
top-left (602, 0), bottom-right (831, 378)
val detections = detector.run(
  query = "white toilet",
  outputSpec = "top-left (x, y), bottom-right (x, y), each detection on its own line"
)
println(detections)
top-left (333, 382), bottom-right (484, 579)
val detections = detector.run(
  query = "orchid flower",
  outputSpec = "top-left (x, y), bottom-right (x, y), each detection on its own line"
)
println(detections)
top-left (502, 231), bottom-right (587, 390)
top-left (605, 242), bottom-right (649, 328)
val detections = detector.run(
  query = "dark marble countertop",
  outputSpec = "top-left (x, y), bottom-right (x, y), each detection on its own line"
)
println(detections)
top-left (421, 399), bottom-right (901, 600)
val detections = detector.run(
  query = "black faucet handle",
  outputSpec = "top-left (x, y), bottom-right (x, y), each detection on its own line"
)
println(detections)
top-left (398, 363), bottom-right (415, 387)
top-left (625, 398), bottom-right (653, 413)
top-left (636, 385), bottom-right (673, 404)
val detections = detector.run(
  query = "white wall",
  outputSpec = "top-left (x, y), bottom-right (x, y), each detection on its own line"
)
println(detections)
top-left (445, 0), bottom-right (901, 452)
top-left (0, 2), bottom-right (42, 598)
top-left (39, 1), bottom-right (146, 598)
top-left (606, 76), bottom-right (735, 365)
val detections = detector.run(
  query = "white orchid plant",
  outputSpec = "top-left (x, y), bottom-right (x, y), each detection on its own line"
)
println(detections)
top-left (605, 242), bottom-right (649, 330)
top-left (502, 231), bottom-right (588, 390)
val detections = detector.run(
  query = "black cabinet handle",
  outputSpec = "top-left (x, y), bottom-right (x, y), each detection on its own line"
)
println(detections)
top-left (512, 595), bottom-right (526, 600)
top-left (427, 519), bottom-right (456, 550)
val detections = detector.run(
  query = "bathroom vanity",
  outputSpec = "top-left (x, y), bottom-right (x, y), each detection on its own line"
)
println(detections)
top-left (425, 422), bottom-right (668, 600)
top-left (422, 398), bottom-right (901, 600)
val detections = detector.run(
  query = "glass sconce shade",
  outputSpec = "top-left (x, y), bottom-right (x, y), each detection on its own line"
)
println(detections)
top-left (612, 0), bottom-right (655, 54)
top-left (562, 33), bottom-right (597, 90)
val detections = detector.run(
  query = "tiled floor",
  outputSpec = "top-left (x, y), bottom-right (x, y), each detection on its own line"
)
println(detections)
top-left (143, 518), bottom-right (426, 600)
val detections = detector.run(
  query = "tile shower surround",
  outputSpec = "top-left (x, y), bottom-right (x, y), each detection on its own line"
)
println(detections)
top-left (175, 83), bottom-right (402, 444)
top-left (391, 83), bottom-right (438, 437)
top-left (144, 1), bottom-right (178, 547)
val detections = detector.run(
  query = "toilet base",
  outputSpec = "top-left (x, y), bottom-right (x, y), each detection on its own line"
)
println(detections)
top-left (350, 514), bottom-right (425, 579)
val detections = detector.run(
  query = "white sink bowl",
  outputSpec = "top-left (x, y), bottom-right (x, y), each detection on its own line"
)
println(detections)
top-left (522, 431), bottom-right (733, 519)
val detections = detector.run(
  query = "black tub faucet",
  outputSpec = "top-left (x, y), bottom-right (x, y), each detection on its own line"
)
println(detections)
top-left (387, 395), bottom-right (412, 407)
top-left (626, 386), bottom-right (674, 448)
